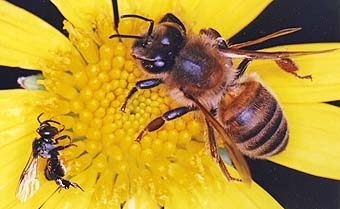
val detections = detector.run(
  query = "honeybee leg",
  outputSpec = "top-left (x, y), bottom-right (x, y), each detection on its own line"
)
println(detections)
top-left (136, 106), bottom-right (197, 142)
top-left (53, 135), bottom-right (72, 144)
top-left (200, 28), bottom-right (228, 49)
top-left (206, 121), bottom-right (241, 182)
top-left (121, 78), bottom-right (163, 112)
top-left (235, 58), bottom-right (252, 79)
top-left (160, 13), bottom-right (186, 32)
top-left (275, 58), bottom-right (312, 80)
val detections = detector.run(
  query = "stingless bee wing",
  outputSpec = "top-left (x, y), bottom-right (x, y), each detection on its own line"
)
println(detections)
top-left (16, 153), bottom-right (40, 202)
top-left (185, 94), bottom-right (252, 184)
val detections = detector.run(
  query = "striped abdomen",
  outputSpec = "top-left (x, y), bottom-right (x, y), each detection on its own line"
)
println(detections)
top-left (218, 80), bottom-right (288, 159)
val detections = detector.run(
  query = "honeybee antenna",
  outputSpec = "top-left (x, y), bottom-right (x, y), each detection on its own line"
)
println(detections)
top-left (109, 34), bottom-right (144, 39)
top-left (109, 13), bottom-right (154, 42)
top-left (120, 14), bottom-right (154, 37)
top-left (112, 0), bottom-right (120, 34)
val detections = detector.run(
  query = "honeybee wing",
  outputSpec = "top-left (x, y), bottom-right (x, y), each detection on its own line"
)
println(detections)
top-left (16, 153), bottom-right (40, 202)
top-left (185, 94), bottom-right (252, 184)
top-left (219, 48), bottom-right (337, 79)
top-left (229, 27), bottom-right (302, 49)
top-left (219, 48), bottom-right (337, 60)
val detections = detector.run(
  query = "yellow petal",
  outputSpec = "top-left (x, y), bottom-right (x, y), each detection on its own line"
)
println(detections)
top-left (161, 151), bottom-right (282, 209)
top-left (0, 90), bottom-right (50, 208)
top-left (0, 90), bottom-right (48, 167)
top-left (271, 103), bottom-right (340, 180)
top-left (0, 1), bottom-right (84, 70)
top-left (247, 43), bottom-right (340, 103)
top-left (51, 0), bottom-right (113, 30)
top-left (119, 0), bottom-right (272, 38)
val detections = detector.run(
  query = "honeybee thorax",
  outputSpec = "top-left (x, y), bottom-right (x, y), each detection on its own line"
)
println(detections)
top-left (172, 35), bottom-right (232, 89)
top-left (218, 80), bottom-right (288, 158)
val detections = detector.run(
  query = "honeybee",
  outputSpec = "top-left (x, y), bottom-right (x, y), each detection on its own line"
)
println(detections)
top-left (110, 12), bottom-right (334, 183)
top-left (17, 113), bottom-right (83, 202)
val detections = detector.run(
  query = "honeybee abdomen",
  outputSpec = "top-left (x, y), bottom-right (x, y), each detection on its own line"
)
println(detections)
top-left (219, 81), bottom-right (288, 159)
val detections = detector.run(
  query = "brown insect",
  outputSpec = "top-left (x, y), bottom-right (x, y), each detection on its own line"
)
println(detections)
top-left (110, 12), bottom-right (334, 184)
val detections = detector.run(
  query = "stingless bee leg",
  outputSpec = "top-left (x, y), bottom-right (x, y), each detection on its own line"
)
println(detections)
top-left (206, 120), bottom-right (241, 182)
top-left (135, 106), bottom-right (197, 142)
top-left (56, 178), bottom-right (84, 191)
top-left (53, 135), bottom-right (72, 144)
top-left (51, 143), bottom-right (77, 152)
top-left (38, 187), bottom-right (61, 209)
top-left (121, 78), bottom-right (163, 112)
top-left (120, 201), bottom-right (126, 209)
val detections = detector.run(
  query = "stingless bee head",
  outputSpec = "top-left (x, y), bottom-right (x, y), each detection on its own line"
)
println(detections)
top-left (36, 113), bottom-right (61, 139)
top-left (36, 123), bottom-right (59, 139)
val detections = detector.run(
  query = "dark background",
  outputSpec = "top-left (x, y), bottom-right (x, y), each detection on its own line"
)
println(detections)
top-left (2, 1), bottom-right (340, 209)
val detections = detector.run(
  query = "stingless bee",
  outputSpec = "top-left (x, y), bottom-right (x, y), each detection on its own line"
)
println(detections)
top-left (110, 9), bottom-right (335, 183)
top-left (17, 113), bottom-right (83, 202)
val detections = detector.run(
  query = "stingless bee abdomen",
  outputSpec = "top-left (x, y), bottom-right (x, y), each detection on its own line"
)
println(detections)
top-left (218, 79), bottom-right (288, 159)
top-left (45, 156), bottom-right (66, 180)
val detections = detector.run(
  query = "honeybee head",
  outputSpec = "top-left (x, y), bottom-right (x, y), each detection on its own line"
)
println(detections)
top-left (110, 13), bottom-right (186, 74)
top-left (132, 21), bottom-right (185, 74)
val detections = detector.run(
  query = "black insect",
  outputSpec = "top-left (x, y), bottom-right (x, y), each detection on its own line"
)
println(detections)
top-left (17, 113), bottom-right (83, 202)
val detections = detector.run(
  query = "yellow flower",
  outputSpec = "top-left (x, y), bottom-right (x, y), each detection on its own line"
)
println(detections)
top-left (0, 0), bottom-right (339, 209)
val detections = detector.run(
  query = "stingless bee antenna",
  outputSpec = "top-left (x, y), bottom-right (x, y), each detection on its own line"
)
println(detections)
top-left (37, 112), bottom-right (64, 128)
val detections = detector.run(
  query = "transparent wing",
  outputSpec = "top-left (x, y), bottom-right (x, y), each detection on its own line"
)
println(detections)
top-left (16, 154), bottom-right (40, 202)
top-left (229, 28), bottom-right (302, 49)
top-left (186, 94), bottom-right (252, 184)
top-left (219, 48), bottom-right (336, 60)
